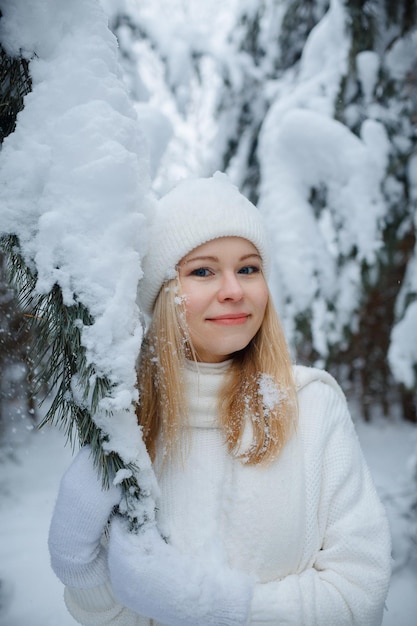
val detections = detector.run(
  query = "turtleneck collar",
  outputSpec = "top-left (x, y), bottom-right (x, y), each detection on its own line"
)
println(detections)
top-left (184, 359), bottom-right (232, 428)
top-left (185, 358), bottom-right (233, 374)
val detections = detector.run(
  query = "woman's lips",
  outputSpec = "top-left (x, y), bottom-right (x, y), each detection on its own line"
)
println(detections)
top-left (206, 314), bottom-right (249, 326)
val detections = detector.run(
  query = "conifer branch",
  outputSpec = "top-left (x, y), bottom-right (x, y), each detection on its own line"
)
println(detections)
top-left (0, 234), bottom-right (144, 514)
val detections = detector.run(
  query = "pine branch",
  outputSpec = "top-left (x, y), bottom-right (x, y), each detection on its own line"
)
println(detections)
top-left (0, 234), bottom-right (147, 521)
top-left (0, 43), bottom-right (32, 143)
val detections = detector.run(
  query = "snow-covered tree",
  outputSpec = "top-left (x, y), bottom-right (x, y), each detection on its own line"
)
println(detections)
top-left (255, 0), bottom-right (417, 421)
top-left (0, 0), bottom-right (157, 528)
top-left (330, 0), bottom-right (417, 420)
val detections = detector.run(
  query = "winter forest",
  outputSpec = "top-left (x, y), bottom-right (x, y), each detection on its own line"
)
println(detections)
top-left (0, 0), bottom-right (416, 624)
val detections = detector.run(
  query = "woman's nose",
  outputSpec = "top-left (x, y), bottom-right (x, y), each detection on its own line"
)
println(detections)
top-left (217, 272), bottom-right (244, 301)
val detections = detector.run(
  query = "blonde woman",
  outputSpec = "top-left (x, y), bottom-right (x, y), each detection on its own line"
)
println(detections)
top-left (49, 173), bottom-right (391, 626)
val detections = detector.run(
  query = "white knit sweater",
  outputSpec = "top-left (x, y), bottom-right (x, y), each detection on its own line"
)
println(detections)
top-left (64, 363), bottom-right (391, 625)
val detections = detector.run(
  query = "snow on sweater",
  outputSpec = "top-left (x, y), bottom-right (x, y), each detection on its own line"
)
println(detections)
top-left (65, 363), bottom-right (391, 626)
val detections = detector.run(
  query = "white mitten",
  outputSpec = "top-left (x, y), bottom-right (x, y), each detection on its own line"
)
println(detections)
top-left (108, 516), bottom-right (254, 626)
top-left (48, 445), bottom-right (122, 589)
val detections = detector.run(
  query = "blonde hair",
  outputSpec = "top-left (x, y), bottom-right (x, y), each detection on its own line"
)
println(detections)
top-left (136, 279), bottom-right (298, 465)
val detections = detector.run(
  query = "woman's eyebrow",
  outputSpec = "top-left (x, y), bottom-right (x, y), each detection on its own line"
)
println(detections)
top-left (181, 253), bottom-right (261, 265)
top-left (240, 254), bottom-right (261, 261)
top-left (181, 255), bottom-right (219, 265)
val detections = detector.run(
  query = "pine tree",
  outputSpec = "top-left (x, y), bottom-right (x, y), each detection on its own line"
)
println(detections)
top-left (0, 3), bottom-right (156, 529)
top-left (331, 0), bottom-right (417, 420)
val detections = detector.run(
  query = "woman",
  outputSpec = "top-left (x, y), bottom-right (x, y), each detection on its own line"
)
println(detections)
top-left (48, 173), bottom-right (391, 625)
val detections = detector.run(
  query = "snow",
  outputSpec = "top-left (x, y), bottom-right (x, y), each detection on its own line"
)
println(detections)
top-left (388, 301), bottom-right (417, 389)
top-left (356, 51), bottom-right (380, 104)
top-left (258, 374), bottom-right (283, 414)
top-left (354, 418), bottom-right (417, 625)
top-left (1, 415), bottom-right (416, 625)
top-left (258, 107), bottom-right (389, 351)
top-left (256, 0), bottom-right (396, 357)
top-left (388, 152), bottom-right (417, 388)
top-left (297, 0), bottom-right (348, 98)
top-left (385, 30), bottom-right (417, 81)
top-left (0, 427), bottom-right (75, 626)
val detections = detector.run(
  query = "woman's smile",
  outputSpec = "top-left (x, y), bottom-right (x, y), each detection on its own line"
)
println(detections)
top-left (206, 313), bottom-right (250, 325)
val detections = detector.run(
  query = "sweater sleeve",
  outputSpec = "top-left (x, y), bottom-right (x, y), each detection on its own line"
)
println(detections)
top-left (64, 580), bottom-right (148, 626)
top-left (62, 537), bottom-right (148, 626)
top-left (249, 381), bottom-right (392, 626)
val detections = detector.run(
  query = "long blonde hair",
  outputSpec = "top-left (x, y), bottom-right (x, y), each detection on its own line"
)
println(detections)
top-left (136, 279), bottom-right (298, 465)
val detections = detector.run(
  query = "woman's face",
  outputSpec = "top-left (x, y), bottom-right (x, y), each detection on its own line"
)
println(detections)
top-left (177, 236), bottom-right (269, 363)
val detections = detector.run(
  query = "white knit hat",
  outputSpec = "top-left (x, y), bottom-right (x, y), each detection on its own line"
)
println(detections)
top-left (139, 172), bottom-right (270, 316)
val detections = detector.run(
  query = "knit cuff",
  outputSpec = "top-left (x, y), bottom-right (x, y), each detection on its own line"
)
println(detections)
top-left (50, 544), bottom-right (109, 589)
top-left (64, 582), bottom-right (139, 626)
top-left (65, 579), bottom-right (118, 612)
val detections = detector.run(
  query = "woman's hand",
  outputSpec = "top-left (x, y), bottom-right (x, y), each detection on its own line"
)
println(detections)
top-left (108, 516), bottom-right (254, 626)
top-left (48, 445), bottom-right (122, 588)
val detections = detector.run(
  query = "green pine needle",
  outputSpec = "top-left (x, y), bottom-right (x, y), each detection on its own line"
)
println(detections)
top-left (0, 233), bottom-right (145, 511)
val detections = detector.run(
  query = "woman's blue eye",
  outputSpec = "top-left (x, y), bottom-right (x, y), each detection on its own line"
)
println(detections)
top-left (191, 267), bottom-right (211, 277)
top-left (239, 266), bottom-right (259, 275)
